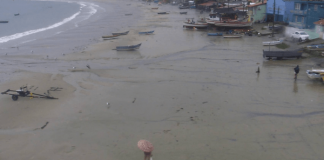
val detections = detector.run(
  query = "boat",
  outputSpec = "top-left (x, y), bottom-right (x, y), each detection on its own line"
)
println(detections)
top-left (180, 12), bottom-right (187, 14)
top-left (102, 35), bottom-right (119, 39)
top-left (262, 40), bottom-right (283, 46)
top-left (157, 12), bottom-right (169, 14)
top-left (112, 31), bottom-right (129, 36)
top-left (213, 20), bottom-right (252, 28)
top-left (223, 35), bottom-right (242, 38)
top-left (307, 44), bottom-right (324, 51)
top-left (207, 33), bottom-right (223, 36)
top-left (306, 69), bottom-right (324, 80)
top-left (151, 7), bottom-right (158, 9)
top-left (116, 43), bottom-right (142, 51)
top-left (183, 22), bottom-right (208, 29)
top-left (263, 50), bottom-right (302, 59)
top-left (0, 21), bottom-right (9, 23)
top-left (14, 13), bottom-right (19, 16)
top-left (139, 30), bottom-right (154, 34)
top-left (179, 5), bottom-right (190, 9)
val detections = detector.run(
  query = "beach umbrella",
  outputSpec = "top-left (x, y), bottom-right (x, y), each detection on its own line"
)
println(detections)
top-left (137, 140), bottom-right (154, 152)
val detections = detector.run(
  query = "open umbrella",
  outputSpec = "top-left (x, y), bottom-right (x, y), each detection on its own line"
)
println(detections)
top-left (137, 140), bottom-right (154, 152)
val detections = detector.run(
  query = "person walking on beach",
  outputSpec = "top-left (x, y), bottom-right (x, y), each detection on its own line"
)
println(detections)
top-left (138, 140), bottom-right (154, 160)
top-left (294, 65), bottom-right (299, 80)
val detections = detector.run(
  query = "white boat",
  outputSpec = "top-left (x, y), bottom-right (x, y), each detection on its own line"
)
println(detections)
top-left (262, 40), bottom-right (283, 46)
top-left (306, 69), bottom-right (324, 80)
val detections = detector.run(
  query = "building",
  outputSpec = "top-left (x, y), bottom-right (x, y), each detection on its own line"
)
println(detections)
top-left (284, 0), bottom-right (324, 29)
top-left (314, 19), bottom-right (324, 39)
top-left (266, 0), bottom-right (286, 22)
top-left (247, 1), bottom-right (267, 22)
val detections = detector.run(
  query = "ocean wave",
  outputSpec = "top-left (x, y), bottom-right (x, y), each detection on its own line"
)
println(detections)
top-left (0, 0), bottom-right (99, 44)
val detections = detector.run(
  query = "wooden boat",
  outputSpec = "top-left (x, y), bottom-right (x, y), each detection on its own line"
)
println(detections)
top-left (183, 22), bottom-right (208, 29)
top-left (307, 44), bottom-right (324, 51)
top-left (14, 13), bottom-right (19, 16)
top-left (139, 30), bottom-right (154, 34)
top-left (306, 69), bottom-right (324, 80)
top-left (151, 7), bottom-right (158, 9)
top-left (207, 33), bottom-right (223, 36)
top-left (179, 5), bottom-right (190, 9)
top-left (180, 12), bottom-right (187, 14)
top-left (112, 31), bottom-right (129, 36)
top-left (263, 50), bottom-right (302, 59)
top-left (0, 21), bottom-right (9, 23)
top-left (223, 35), bottom-right (242, 38)
top-left (102, 35), bottom-right (119, 39)
top-left (116, 43), bottom-right (142, 51)
top-left (262, 40), bottom-right (283, 46)
top-left (157, 12), bottom-right (169, 14)
top-left (213, 20), bottom-right (252, 28)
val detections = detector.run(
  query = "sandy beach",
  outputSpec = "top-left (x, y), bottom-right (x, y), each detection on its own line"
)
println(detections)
top-left (1, 0), bottom-right (324, 160)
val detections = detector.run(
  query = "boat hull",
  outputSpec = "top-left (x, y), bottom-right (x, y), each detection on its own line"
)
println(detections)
top-left (139, 31), bottom-right (154, 34)
top-left (208, 33), bottom-right (223, 36)
top-left (223, 35), bottom-right (241, 38)
top-left (183, 23), bottom-right (208, 29)
top-left (306, 70), bottom-right (323, 79)
top-left (116, 43), bottom-right (142, 51)
top-left (0, 21), bottom-right (9, 23)
top-left (112, 31), bottom-right (129, 36)
top-left (262, 41), bottom-right (282, 46)
top-left (263, 50), bottom-right (302, 59)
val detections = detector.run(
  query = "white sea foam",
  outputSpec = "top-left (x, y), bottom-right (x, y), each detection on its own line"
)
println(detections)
top-left (0, 0), bottom-right (99, 44)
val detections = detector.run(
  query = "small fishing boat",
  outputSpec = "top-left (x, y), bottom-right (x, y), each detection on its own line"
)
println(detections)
top-left (307, 44), bottom-right (324, 51)
top-left (151, 7), bottom-right (158, 9)
top-left (116, 43), bottom-right (142, 51)
top-left (262, 40), bottom-right (283, 46)
top-left (183, 19), bottom-right (208, 29)
top-left (157, 12), bottom-right (169, 14)
top-left (14, 13), bottom-right (19, 16)
top-left (180, 12), bottom-right (187, 14)
top-left (0, 21), bottom-right (9, 23)
top-left (179, 5), bottom-right (190, 9)
top-left (139, 30), bottom-right (154, 35)
top-left (102, 35), bottom-right (119, 39)
top-left (263, 50), bottom-right (302, 59)
top-left (306, 69), bottom-right (324, 79)
top-left (207, 33), bottom-right (223, 36)
top-left (112, 31), bottom-right (129, 36)
top-left (223, 35), bottom-right (242, 38)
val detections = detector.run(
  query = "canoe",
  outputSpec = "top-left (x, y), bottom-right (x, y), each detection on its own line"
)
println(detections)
top-left (262, 40), bottom-right (283, 46)
top-left (263, 50), bottom-right (302, 59)
top-left (223, 35), bottom-right (242, 38)
top-left (102, 35), bottom-right (119, 38)
top-left (116, 43), bottom-right (142, 51)
top-left (139, 30), bottom-right (154, 34)
top-left (180, 12), bottom-right (187, 14)
top-left (112, 31), bottom-right (129, 36)
top-left (0, 21), bottom-right (9, 23)
top-left (157, 12), bottom-right (169, 14)
top-left (208, 33), bottom-right (223, 36)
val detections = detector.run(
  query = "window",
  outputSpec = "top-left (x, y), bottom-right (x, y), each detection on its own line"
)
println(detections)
top-left (295, 3), bottom-right (301, 10)
top-left (301, 17), bottom-right (304, 23)
top-left (295, 16), bottom-right (298, 22)
top-left (314, 5), bottom-right (318, 11)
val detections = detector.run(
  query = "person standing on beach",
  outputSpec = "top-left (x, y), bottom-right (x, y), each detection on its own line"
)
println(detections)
top-left (138, 140), bottom-right (154, 160)
top-left (294, 65), bottom-right (299, 80)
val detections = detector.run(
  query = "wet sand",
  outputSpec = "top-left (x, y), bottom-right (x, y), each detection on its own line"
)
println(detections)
top-left (1, 0), bottom-right (324, 160)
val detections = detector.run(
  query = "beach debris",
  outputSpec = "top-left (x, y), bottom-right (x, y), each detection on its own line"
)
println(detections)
top-left (41, 122), bottom-right (49, 129)
top-left (163, 130), bottom-right (171, 133)
top-left (34, 87), bottom-right (38, 91)
top-left (62, 53), bottom-right (65, 56)
top-left (202, 101), bottom-right (208, 104)
top-left (132, 98), bottom-right (136, 103)
top-left (86, 64), bottom-right (90, 69)
top-left (256, 66), bottom-right (260, 73)
top-left (46, 55), bottom-right (49, 58)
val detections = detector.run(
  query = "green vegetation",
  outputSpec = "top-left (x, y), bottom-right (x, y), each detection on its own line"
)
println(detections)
top-left (275, 43), bottom-right (290, 49)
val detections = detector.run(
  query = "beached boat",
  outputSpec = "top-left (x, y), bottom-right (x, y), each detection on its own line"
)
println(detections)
top-left (180, 12), bottom-right (187, 14)
top-left (262, 40), bottom-right (283, 46)
top-left (223, 35), bottom-right (242, 38)
top-left (213, 20), bottom-right (252, 28)
top-left (14, 13), bottom-right (19, 16)
top-left (179, 5), bottom-right (190, 9)
top-left (116, 43), bottom-right (142, 51)
top-left (263, 50), bottom-right (302, 59)
top-left (157, 12), bottom-right (169, 14)
top-left (306, 69), bottom-right (324, 79)
top-left (307, 44), bottom-right (324, 51)
top-left (0, 21), bottom-right (9, 23)
top-left (139, 30), bottom-right (154, 35)
top-left (102, 35), bottom-right (119, 39)
top-left (112, 31), bottom-right (129, 36)
top-left (183, 22), bottom-right (208, 29)
top-left (208, 33), bottom-right (223, 36)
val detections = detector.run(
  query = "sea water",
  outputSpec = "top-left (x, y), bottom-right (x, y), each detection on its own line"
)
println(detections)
top-left (0, 0), bottom-right (98, 46)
